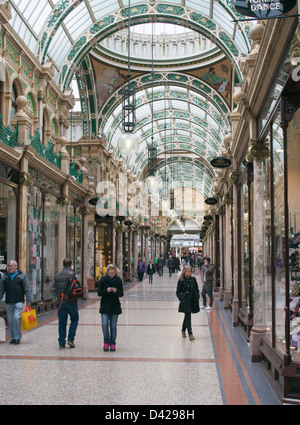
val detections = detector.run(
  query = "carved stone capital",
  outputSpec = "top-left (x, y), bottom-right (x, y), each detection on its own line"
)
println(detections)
top-left (222, 194), bottom-right (231, 206)
top-left (57, 195), bottom-right (71, 206)
top-left (79, 206), bottom-right (90, 216)
top-left (19, 172), bottom-right (33, 187)
top-left (228, 169), bottom-right (238, 185)
top-left (246, 141), bottom-right (269, 162)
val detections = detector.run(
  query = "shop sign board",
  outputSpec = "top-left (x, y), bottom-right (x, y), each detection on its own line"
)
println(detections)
top-left (234, 0), bottom-right (297, 19)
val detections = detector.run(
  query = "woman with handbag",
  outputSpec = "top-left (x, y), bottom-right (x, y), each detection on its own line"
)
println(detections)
top-left (98, 264), bottom-right (124, 352)
top-left (176, 265), bottom-right (200, 340)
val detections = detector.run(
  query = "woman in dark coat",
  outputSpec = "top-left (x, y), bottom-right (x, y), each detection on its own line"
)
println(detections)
top-left (98, 264), bottom-right (124, 352)
top-left (176, 265), bottom-right (200, 340)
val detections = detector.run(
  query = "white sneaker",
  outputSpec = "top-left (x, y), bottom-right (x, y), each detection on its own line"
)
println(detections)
top-left (200, 305), bottom-right (206, 310)
top-left (205, 306), bottom-right (212, 310)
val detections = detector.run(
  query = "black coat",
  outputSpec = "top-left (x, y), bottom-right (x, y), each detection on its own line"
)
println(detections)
top-left (176, 277), bottom-right (200, 314)
top-left (98, 274), bottom-right (124, 315)
top-left (146, 264), bottom-right (156, 275)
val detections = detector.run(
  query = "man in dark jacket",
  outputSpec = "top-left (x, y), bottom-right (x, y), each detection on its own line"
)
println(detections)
top-left (156, 256), bottom-right (165, 277)
top-left (0, 260), bottom-right (32, 344)
top-left (52, 258), bottom-right (81, 349)
top-left (201, 257), bottom-right (215, 310)
top-left (146, 260), bottom-right (156, 284)
top-left (167, 255), bottom-right (175, 277)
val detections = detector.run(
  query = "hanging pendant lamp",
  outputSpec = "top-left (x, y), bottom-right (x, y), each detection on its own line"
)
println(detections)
top-left (117, 0), bottom-right (139, 155)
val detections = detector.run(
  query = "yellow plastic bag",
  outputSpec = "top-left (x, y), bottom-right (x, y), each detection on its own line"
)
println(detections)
top-left (21, 307), bottom-right (37, 331)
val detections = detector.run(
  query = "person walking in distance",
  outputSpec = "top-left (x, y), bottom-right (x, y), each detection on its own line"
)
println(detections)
top-left (146, 259), bottom-right (156, 284)
top-left (137, 258), bottom-right (146, 282)
top-left (201, 257), bottom-right (215, 310)
top-left (176, 265), bottom-right (200, 340)
top-left (98, 264), bottom-right (123, 352)
top-left (52, 258), bottom-right (81, 349)
top-left (167, 255), bottom-right (175, 277)
top-left (0, 260), bottom-right (32, 345)
top-left (156, 255), bottom-right (165, 277)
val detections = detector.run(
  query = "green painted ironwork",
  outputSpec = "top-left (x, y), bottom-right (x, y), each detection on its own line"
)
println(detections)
top-left (29, 129), bottom-right (61, 169)
top-left (0, 115), bottom-right (18, 147)
top-left (69, 160), bottom-right (82, 183)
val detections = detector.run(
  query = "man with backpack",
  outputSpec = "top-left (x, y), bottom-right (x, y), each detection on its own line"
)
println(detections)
top-left (52, 259), bottom-right (82, 349)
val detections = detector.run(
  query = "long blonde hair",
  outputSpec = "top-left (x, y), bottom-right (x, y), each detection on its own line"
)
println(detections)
top-left (179, 265), bottom-right (192, 281)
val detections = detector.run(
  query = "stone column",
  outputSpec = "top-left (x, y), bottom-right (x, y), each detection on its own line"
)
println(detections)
top-left (87, 218), bottom-right (96, 291)
top-left (247, 141), bottom-right (270, 361)
top-left (11, 96), bottom-right (33, 271)
top-left (144, 232), bottom-right (149, 264)
top-left (116, 224), bottom-right (123, 276)
top-left (80, 205), bottom-right (91, 299)
top-left (232, 179), bottom-right (239, 326)
top-left (127, 227), bottom-right (133, 281)
top-left (133, 229), bottom-right (138, 277)
top-left (218, 208), bottom-right (224, 302)
top-left (224, 201), bottom-right (233, 308)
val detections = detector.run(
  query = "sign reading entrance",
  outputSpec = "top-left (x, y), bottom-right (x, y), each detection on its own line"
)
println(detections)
top-left (234, 0), bottom-right (297, 19)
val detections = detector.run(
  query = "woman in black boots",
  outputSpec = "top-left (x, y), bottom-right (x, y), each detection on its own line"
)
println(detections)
top-left (176, 265), bottom-right (200, 340)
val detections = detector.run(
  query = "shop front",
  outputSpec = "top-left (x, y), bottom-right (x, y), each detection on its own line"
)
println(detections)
top-left (0, 162), bottom-right (18, 315)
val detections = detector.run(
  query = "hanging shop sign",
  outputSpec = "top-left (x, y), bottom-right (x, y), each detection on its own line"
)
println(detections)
top-left (234, 0), bottom-right (297, 19)
top-left (210, 156), bottom-right (232, 168)
top-left (205, 197), bottom-right (218, 205)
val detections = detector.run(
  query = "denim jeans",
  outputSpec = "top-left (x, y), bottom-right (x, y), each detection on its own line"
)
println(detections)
top-left (101, 314), bottom-right (118, 344)
top-left (6, 302), bottom-right (23, 340)
top-left (201, 282), bottom-right (214, 307)
top-left (57, 302), bottom-right (79, 346)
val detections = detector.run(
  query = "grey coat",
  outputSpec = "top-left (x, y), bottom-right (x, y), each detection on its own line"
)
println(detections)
top-left (52, 267), bottom-right (80, 304)
top-left (202, 264), bottom-right (215, 283)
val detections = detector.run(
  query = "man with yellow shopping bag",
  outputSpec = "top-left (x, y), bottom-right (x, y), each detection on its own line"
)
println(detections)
top-left (0, 260), bottom-right (32, 344)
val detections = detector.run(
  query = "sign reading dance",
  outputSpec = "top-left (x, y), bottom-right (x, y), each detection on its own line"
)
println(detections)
top-left (234, 0), bottom-right (297, 19)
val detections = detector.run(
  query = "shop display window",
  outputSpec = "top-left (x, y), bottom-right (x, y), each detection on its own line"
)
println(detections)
top-left (263, 155), bottom-right (272, 337)
top-left (43, 194), bottom-right (59, 299)
top-left (287, 112), bottom-right (300, 361)
top-left (27, 185), bottom-right (43, 302)
top-left (271, 123), bottom-right (286, 355)
top-left (66, 205), bottom-right (82, 277)
top-left (95, 222), bottom-right (112, 279)
top-left (0, 183), bottom-right (17, 311)
top-left (66, 204), bottom-right (75, 264)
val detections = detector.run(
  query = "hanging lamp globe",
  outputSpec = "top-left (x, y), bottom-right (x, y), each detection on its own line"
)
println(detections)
top-left (145, 173), bottom-right (159, 191)
top-left (117, 131), bottom-right (139, 155)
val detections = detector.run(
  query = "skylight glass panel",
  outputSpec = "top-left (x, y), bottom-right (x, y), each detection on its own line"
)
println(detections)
top-left (190, 105), bottom-right (205, 118)
top-left (111, 127), bottom-right (122, 148)
top-left (104, 114), bottom-right (115, 133)
top-left (186, 0), bottom-right (210, 16)
top-left (172, 100), bottom-right (188, 111)
top-left (206, 114), bottom-right (219, 129)
top-left (30, 6), bottom-right (53, 34)
top-left (90, 0), bottom-right (120, 18)
top-left (213, 3), bottom-right (234, 36)
top-left (64, 3), bottom-right (93, 40)
top-left (153, 100), bottom-right (165, 112)
top-left (136, 103), bottom-right (151, 120)
top-left (48, 26), bottom-right (72, 67)
top-left (169, 86), bottom-right (186, 92)
top-left (234, 31), bottom-right (249, 55)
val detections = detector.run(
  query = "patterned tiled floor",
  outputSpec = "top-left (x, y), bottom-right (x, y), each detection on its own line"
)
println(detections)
top-left (0, 268), bottom-right (280, 405)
